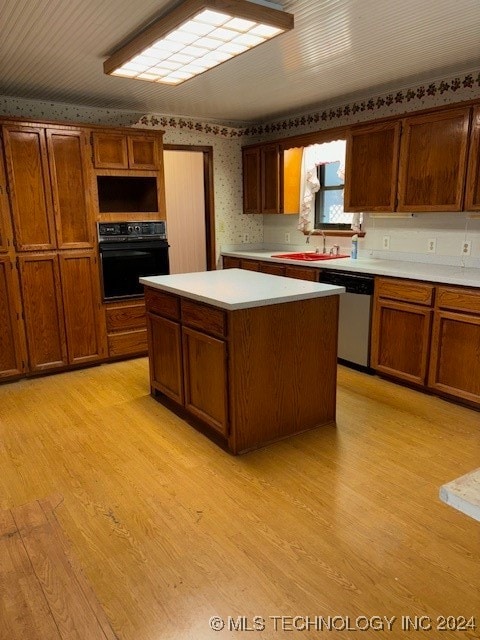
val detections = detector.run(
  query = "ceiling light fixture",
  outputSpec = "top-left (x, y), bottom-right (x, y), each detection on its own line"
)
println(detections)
top-left (104, 0), bottom-right (293, 85)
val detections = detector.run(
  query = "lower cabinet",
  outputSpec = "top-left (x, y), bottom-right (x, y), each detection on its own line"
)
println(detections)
top-left (223, 256), bottom-right (320, 281)
top-left (372, 278), bottom-right (480, 408)
top-left (18, 251), bottom-right (105, 372)
top-left (428, 287), bottom-right (480, 404)
top-left (0, 256), bottom-right (26, 379)
top-left (182, 327), bottom-right (228, 435)
top-left (105, 300), bottom-right (147, 358)
top-left (147, 312), bottom-right (183, 404)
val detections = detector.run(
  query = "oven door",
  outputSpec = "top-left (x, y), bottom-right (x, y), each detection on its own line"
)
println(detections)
top-left (99, 240), bottom-right (169, 300)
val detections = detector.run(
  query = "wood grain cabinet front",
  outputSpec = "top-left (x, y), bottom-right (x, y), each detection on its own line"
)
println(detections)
top-left (105, 300), bottom-right (148, 358)
top-left (92, 132), bottom-right (159, 170)
top-left (3, 125), bottom-right (95, 251)
top-left (465, 105), bottom-right (480, 211)
top-left (371, 278), bottom-right (434, 386)
top-left (344, 121), bottom-right (401, 212)
top-left (147, 312), bottom-right (184, 404)
top-left (18, 251), bottom-right (106, 372)
top-left (0, 256), bottom-right (26, 379)
top-left (397, 107), bottom-right (471, 211)
top-left (428, 287), bottom-right (480, 405)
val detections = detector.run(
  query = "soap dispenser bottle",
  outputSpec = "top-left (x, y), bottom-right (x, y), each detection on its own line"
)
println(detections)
top-left (351, 234), bottom-right (358, 259)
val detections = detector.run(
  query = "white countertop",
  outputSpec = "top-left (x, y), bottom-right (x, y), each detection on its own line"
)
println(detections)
top-left (140, 269), bottom-right (345, 311)
top-left (222, 250), bottom-right (480, 288)
top-left (440, 469), bottom-right (480, 522)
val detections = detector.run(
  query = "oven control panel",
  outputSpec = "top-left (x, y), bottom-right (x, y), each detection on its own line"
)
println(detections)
top-left (98, 220), bottom-right (167, 241)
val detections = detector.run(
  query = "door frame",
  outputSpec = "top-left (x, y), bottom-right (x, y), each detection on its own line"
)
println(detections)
top-left (163, 145), bottom-right (215, 271)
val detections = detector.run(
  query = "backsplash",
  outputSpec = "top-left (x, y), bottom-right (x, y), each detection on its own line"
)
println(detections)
top-left (263, 212), bottom-right (480, 269)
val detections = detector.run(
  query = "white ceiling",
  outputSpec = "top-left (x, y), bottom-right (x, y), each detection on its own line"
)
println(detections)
top-left (1, 0), bottom-right (480, 125)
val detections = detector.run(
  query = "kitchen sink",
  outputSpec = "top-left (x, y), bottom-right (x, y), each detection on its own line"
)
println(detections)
top-left (271, 252), bottom-right (350, 261)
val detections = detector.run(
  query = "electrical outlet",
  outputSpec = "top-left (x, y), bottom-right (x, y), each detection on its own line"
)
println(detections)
top-left (427, 238), bottom-right (436, 254)
top-left (285, 232), bottom-right (291, 243)
top-left (242, 233), bottom-right (249, 243)
top-left (382, 235), bottom-right (390, 250)
top-left (462, 240), bottom-right (471, 256)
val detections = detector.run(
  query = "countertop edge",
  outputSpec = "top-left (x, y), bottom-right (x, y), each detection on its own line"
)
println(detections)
top-left (221, 250), bottom-right (480, 288)
top-left (439, 469), bottom-right (480, 522)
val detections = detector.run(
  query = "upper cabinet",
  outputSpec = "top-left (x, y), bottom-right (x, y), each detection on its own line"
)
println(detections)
top-left (465, 105), bottom-right (480, 211)
top-left (242, 144), bottom-right (301, 215)
top-left (0, 138), bottom-right (13, 253)
top-left (397, 107), bottom-right (471, 211)
top-left (92, 132), bottom-right (159, 170)
top-left (344, 121), bottom-right (401, 212)
top-left (3, 124), bottom-right (95, 251)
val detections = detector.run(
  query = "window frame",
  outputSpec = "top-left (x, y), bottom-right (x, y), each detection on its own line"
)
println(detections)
top-left (314, 162), bottom-right (351, 230)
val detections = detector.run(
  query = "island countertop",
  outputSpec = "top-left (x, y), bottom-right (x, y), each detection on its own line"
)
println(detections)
top-left (140, 268), bottom-right (344, 311)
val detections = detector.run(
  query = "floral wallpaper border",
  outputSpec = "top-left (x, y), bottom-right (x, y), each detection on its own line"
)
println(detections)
top-left (138, 69), bottom-right (480, 138)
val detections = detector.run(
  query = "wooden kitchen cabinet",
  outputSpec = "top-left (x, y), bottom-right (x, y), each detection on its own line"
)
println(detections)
top-left (397, 107), bottom-right (471, 211)
top-left (261, 144), bottom-right (282, 214)
top-left (147, 313), bottom-right (184, 404)
top-left (0, 256), bottom-right (26, 379)
top-left (465, 105), bottom-right (480, 211)
top-left (242, 144), bottom-right (301, 215)
top-left (182, 326), bottom-right (228, 435)
top-left (18, 253), bottom-right (68, 372)
top-left (242, 147), bottom-right (261, 214)
top-left (145, 281), bottom-right (339, 454)
top-left (259, 261), bottom-right (286, 276)
top-left (371, 278), bottom-right (434, 386)
top-left (3, 124), bottom-right (95, 251)
top-left (105, 300), bottom-right (148, 358)
top-left (344, 121), bottom-right (401, 212)
top-left (92, 132), bottom-right (159, 170)
top-left (46, 129), bottom-right (95, 249)
top-left (3, 125), bottom-right (57, 251)
top-left (223, 256), bottom-right (320, 281)
top-left (428, 287), bottom-right (480, 405)
top-left (59, 251), bottom-right (106, 365)
top-left (285, 265), bottom-right (320, 281)
top-left (222, 256), bottom-right (241, 269)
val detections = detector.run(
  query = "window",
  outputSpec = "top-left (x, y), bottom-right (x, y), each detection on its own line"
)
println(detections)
top-left (314, 161), bottom-right (351, 230)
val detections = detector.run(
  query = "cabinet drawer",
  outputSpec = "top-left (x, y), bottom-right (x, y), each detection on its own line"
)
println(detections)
top-left (181, 299), bottom-right (227, 338)
top-left (106, 302), bottom-right (146, 332)
top-left (285, 265), bottom-right (319, 282)
top-left (108, 329), bottom-right (148, 357)
top-left (259, 261), bottom-right (286, 276)
top-left (144, 288), bottom-right (180, 320)
top-left (436, 287), bottom-right (480, 314)
top-left (376, 277), bottom-right (434, 306)
top-left (240, 259), bottom-right (259, 271)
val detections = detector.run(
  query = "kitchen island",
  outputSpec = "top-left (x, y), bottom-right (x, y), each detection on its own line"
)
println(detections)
top-left (140, 269), bottom-right (344, 454)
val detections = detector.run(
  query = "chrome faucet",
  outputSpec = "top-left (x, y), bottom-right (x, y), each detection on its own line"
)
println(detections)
top-left (321, 231), bottom-right (327, 254)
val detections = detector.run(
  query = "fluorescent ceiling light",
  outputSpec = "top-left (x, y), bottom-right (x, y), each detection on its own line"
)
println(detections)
top-left (104, 0), bottom-right (293, 86)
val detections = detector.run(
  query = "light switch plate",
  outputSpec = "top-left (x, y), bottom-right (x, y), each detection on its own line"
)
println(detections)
top-left (285, 232), bottom-right (291, 243)
top-left (427, 238), bottom-right (436, 254)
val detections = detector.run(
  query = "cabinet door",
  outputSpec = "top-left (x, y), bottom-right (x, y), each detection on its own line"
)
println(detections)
top-left (344, 121), bottom-right (401, 212)
top-left (127, 136), bottom-right (158, 169)
top-left (397, 108), bottom-right (471, 211)
top-left (428, 310), bottom-right (480, 405)
top-left (371, 299), bottom-right (432, 385)
top-left (3, 125), bottom-right (56, 251)
top-left (259, 261), bottom-right (286, 276)
top-left (59, 251), bottom-right (106, 364)
top-left (0, 138), bottom-right (13, 253)
top-left (147, 313), bottom-right (183, 404)
top-left (465, 105), bottom-right (480, 211)
top-left (18, 253), bottom-right (68, 372)
top-left (91, 133), bottom-right (128, 169)
top-left (0, 257), bottom-right (25, 378)
top-left (261, 144), bottom-right (282, 213)
top-left (285, 265), bottom-right (319, 281)
top-left (242, 147), bottom-right (261, 214)
top-left (223, 256), bottom-right (241, 269)
top-left (47, 129), bottom-right (95, 249)
top-left (182, 327), bottom-right (228, 435)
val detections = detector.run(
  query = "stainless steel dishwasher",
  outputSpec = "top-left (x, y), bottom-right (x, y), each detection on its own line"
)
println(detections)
top-left (320, 270), bottom-right (374, 371)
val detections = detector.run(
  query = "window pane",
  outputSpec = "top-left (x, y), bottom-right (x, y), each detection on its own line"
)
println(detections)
top-left (323, 161), bottom-right (343, 186)
top-left (320, 188), bottom-right (351, 224)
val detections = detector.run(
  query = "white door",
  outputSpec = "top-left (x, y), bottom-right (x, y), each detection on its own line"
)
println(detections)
top-left (164, 150), bottom-right (207, 274)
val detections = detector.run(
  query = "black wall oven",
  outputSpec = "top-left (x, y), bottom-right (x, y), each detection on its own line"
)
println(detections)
top-left (98, 221), bottom-right (169, 300)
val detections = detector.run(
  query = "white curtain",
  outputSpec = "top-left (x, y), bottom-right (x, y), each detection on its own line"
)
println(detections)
top-left (298, 140), bottom-right (346, 232)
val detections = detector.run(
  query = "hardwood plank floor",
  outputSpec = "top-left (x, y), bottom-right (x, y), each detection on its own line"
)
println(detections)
top-left (0, 359), bottom-right (479, 639)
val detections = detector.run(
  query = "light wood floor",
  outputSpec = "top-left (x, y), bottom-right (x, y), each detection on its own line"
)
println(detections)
top-left (0, 359), bottom-right (479, 639)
